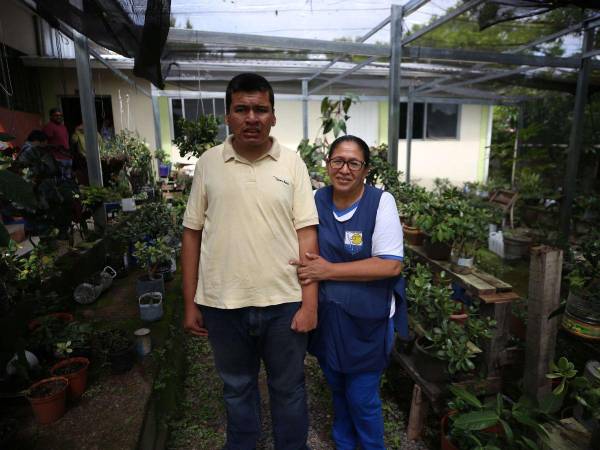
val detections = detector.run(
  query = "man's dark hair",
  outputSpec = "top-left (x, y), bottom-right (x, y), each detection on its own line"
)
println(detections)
top-left (328, 135), bottom-right (371, 166)
top-left (226, 73), bottom-right (274, 113)
top-left (49, 107), bottom-right (62, 116)
top-left (27, 130), bottom-right (48, 142)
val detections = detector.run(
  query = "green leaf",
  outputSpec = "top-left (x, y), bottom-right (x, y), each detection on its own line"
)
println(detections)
top-left (539, 390), bottom-right (565, 414)
top-left (453, 410), bottom-right (500, 431)
top-left (449, 385), bottom-right (483, 408)
top-left (0, 169), bottom-right (37, 209)
top-left (498, 418), bottom-right (514, 444)
top-left (342, 97), bottom-right (352, 113)
top-left (321, 97), bottom-right (329, 115)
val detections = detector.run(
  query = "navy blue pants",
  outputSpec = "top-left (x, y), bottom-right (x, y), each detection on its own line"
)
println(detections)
top-left (320, 363), bottom-right (385, 450)
top-left (199, 303), bottom-right (309, 450)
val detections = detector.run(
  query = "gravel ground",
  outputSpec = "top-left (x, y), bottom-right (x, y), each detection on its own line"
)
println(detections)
top-left (168, 335), bottom-right (430, 450)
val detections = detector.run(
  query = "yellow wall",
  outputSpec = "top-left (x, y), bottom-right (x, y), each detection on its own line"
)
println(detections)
top-left (394, 104), bottom-right (485, 188)
top-left (38, 67), bottom-right (156, 148)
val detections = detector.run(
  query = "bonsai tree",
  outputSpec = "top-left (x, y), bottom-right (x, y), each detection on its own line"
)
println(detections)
top-left (133, 237), bottom-right (173, 280)
top-left (173, 116), bottom-right (221, 159)
top-left (448, 202), bottom-right (494, 260)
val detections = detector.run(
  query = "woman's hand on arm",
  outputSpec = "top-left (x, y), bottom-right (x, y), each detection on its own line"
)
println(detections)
top-left (291, 254), bottom-right (402, 285)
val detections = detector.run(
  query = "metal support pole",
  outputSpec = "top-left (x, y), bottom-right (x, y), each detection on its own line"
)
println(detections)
top-left (73, 29), bottom-right (105, 227)
top-left (302, 79), bottom-right (309, 141)
top-left (405, 88), bottom-right (414, 183)
top-left (510, 106), bottom-right (523, 190)
top-left (387, 4), bottom-right (403, 167)
top-left (559, 25), bottom-right (595, 240)
top-left (151, 96), bottom-right (162, 178)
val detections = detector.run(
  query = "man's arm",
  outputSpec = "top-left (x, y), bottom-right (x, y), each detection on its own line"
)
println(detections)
top-left (290, 225), bottom-right (319, 332)
top-left (181, 227), bottom-right (208, 336)
top-left (292, 254), bottom-right (402, 284)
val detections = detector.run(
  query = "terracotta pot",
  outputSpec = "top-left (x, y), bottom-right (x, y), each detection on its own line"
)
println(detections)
top-left (450, 313), bottom-right (468, 326)
top-left (28, 312), bottom-right (75, 331)
top-left (441, 413), bottom-right (459, 450)
top-left (27, 376), bottom-right (69, 424)
top-left (403, 224), bottom-right (425, 246)
top-left (50, 357), bottom-right (90, 401)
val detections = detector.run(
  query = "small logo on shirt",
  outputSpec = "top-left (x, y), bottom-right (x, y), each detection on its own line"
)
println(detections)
top-left (345, 231), bottom-right (363, 255)
top-left (273, 176), bottom-right (290, 185)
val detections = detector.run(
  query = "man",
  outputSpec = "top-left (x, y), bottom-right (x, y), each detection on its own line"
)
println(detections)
top-left (181, 73), bottom-right (319, 450)
top-left (43, 108), bottom-right (72, 180)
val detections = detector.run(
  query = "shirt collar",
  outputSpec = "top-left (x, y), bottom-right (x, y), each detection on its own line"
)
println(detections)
top-left (222, 135), bottom-right (281, 162)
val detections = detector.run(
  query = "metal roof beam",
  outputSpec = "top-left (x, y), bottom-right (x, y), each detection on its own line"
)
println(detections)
top-left (306, 15), bottom-right (391, 82)
top-left (414, 14), bottom-right (600, 93)
top-left (401, 0), bottom-right (486, 46)
top-left (421, 66), bottom-right (534, 94)
top-left (167, 29), bottom-right (389, 57)
top-left (403, 46), bottom-right (597, 68)
top-left (402, 0), bottom-right (431, 17)
top-left (309, 56), bottom-right (378, 94)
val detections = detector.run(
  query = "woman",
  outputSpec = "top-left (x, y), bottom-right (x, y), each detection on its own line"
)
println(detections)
top-left (293, 135), bottom-right (404, 449)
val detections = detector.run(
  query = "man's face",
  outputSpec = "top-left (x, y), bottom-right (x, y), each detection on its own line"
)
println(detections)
top-left (50, 111), bottom-right (64, 124)
top-left (225, 91), bottom-right (275, 150)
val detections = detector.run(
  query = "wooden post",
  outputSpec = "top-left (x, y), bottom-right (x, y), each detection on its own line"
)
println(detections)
top-left (523, 246), bottom-right (563, 401)
top-left (407, 384), bottom-right (428, 441)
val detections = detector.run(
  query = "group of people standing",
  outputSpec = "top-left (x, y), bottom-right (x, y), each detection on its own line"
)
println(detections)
top-left (181, 73), bottom-right (405, 450)
top-left (17, 108), bottom-right (113, 185)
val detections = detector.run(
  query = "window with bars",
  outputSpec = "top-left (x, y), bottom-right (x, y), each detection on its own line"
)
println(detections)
top-left (171, 97), bottom-right (228, 142)
top-left (399, 102), bottom-right (460, 139)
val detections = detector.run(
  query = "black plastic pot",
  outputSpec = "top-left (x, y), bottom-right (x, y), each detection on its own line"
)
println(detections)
top-left (423, 236), bottom-right (452, 261)
top-left (136, 274), bottom-right (165, 297)
top-left (413, 336), bottom-right (448, 383)
top-left (109, 343), bottom-right (136, 374)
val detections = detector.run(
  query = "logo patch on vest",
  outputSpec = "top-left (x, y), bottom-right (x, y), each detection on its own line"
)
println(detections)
top-left (344, 231), bottom-right (363, 255)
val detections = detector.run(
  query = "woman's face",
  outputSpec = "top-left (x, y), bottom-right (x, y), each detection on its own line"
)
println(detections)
top-left (327, 140), bottom-right (368, 196)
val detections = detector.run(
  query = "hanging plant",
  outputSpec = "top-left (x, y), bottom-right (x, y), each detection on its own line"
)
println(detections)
top-left (173, 116), bottom-right (221, 159)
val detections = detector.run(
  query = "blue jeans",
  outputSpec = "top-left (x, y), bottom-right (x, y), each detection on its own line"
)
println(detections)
top-left (200, 302), bottom-right (309, 450)
top-left (320, 364), bottom-right (385, 450)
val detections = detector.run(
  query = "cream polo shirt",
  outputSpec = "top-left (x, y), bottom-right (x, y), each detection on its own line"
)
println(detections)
top-left (183, 135), bottom-right (319, 309)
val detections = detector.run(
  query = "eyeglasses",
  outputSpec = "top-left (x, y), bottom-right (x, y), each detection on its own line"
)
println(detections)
top-left (328, 158), bottom-right (366, 171)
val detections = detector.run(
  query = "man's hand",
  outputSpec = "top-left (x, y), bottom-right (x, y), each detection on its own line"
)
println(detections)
top-left (183, 306), bottom-right (209, 337)
top-left (290, 305), bottom-right (317, 333)
top-left (290, 252), bottom-right (333, 285)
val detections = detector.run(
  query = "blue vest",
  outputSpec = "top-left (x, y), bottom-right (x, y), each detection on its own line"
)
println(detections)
top-left (311, 185), bottom-right (397, 373)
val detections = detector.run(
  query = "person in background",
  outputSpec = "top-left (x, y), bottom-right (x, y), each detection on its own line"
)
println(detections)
top-left (181, 73), bottom-right (319, 449)
top-left (100, 118), bottom-right (114, 141)
top-left (292, 135), bottom-right (404, 450)
top-left (17, 130), bottom-right (47, 163)
top-left (43, 108), bottom-right (72, 180)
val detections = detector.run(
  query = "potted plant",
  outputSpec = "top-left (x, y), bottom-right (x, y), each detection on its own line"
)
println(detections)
top-left (133, 237), bottom-right (172, 296)
top-left (173, 115), bottom-right (221, 160)
top-left (155, 148), bottom-right (171, 178)
top-left (97, 328), bottom-right (135, 374)
top-left (407, 264), bottom-right (495, 382)
top-left (503, 227), bottom-right (533, 260)
top-left (26, 376), bottom-right (69, 424)
top-left (563, 233), bottom-right (600, 338)
top-left (414, 191), bottom-right (460, 260)
top-left (50, 356), bottom-right (90, 401)
top-left (448, 203), bottom-right (492, 274)
top-left (399, 184), bottom-right (429, 246)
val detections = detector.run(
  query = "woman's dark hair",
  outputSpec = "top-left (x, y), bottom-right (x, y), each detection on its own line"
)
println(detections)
top-left (225, 73), bottom-right (274, 113)
top-left (27, 130), bottom-right (48, 142)
top-left (328, 135), bottom-right (370, 166)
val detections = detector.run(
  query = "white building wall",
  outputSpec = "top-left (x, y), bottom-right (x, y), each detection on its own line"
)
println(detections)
top-left (396, 104), bottom-right (483, 189)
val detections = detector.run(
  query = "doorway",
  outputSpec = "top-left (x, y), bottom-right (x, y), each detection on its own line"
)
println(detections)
top-left (60, 96), bottom-right (113, 139)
